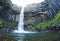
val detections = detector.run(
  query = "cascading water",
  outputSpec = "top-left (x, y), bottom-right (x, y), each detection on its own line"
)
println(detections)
top-left (13, 7), bottom-right (25, 33)
top-left (18, 7), bottom-right (24, 31)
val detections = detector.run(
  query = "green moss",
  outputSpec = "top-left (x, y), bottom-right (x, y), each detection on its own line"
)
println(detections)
top-left (8, 21), bottom-right (18, 27)
top-left (27, 11), bottom-right (60, 29)
top-left (0, 19), bottom-right (4, 26)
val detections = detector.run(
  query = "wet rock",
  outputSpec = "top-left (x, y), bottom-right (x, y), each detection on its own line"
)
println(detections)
top-left (57, 25), bottom-right (60, 31)
top-left (35, 28), bottom-right (42, 32)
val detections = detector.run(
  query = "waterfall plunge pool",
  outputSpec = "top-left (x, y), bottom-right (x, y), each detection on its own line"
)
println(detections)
top-left (0, 32), bottom-right (60, 41)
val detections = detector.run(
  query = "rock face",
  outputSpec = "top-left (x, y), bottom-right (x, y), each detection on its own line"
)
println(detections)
top-left (0, 0), bottom-right (21, 22)
top-left (24, 0), bottom-right (60, 25)
top-left (9, 4), bottom-right (21, 22)
top-left (0, 0), bottom-right (19, 32)
top-left (0, 0), bottom-right (12, 21)
top-left (0, 21), bottom-right (16, 32)
top-left (0, 0), bottom-right (60, 32)
top-left (47, 0), bottom-right (60, 17)
top-left (24, 1), bottom-right (50, 25)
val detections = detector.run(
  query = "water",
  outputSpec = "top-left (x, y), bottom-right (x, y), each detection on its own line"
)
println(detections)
top-left (18, 7), bottom-right (24, 31)
top-left (0, 32), bottom-right (60, 41)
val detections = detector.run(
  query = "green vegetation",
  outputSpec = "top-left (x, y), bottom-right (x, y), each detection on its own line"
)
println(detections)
top-left (0, 19), bottom-right (4, 26)
top-left (0, 18), bottom-right (18, 28)
top-left (8, 21), bottom-right (18, 27)
top-left (27, 11), bottom-right (60, 30)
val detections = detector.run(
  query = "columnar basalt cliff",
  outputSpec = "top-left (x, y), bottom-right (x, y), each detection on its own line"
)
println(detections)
top-left (24, 0), bottom-right (60, 26)
top-left (0, 0), bottom-right (60, 32)
top-left (0, 0), bottom-right (21, 32)
top-left (24, 1), bottom-right (51, 25)
top-left (24, 0), bottom-right (60, 31)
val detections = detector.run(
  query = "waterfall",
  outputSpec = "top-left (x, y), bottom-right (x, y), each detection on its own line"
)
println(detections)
top-left (18, 7), bottom-right (24, 31)
top-left (13, 7), bottom-right (36, 33)
top-left (13, 7), bottom-right (25, 33)
top-left (11, 0), bottom-right (45, 33)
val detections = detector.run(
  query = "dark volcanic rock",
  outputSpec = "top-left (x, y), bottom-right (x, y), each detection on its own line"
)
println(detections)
top-left (0, 0), bottom-right (12, 21)
top-left (24, 0), bottom-right (60, 26)
top-left (24, 1), bottom-right (51, 25)
top-left (0, 22), bottom-right (15, 32)
top-left (0, 0), bottom-right (18, 32)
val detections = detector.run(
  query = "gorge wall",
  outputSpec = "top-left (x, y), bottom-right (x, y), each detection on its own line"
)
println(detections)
top-left (0, 0), bottom-right (21, 32)
top-left (24, 0), bottom-right (60, 26)
top-left (0, 0), bottom-right (60, 32)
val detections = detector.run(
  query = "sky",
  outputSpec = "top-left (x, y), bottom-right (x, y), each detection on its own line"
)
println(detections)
top-left (11, 0), bottom-right (45, 7)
